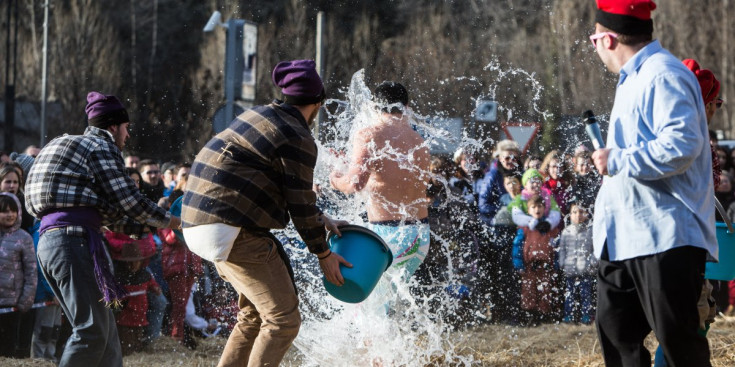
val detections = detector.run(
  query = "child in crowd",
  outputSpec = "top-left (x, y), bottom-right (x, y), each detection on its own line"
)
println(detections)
top-left (201, 284), bottom-right (240, 338)
top-left (451, 148), bottom-right (481, 207)
top-left (524, 155), bottom-right (542, 171)
top-left (512, 195), bottom-right (561, 324)
top-left (119, 165), bottom-right (168, 347)
top-left (540, 150), bottom-right (572, 216)
top-left (569, 149), bottom-right (601, 209)
top-left (497, 172), bottom-right (523, 209)
top-left (424, 155), bottom-right (474, 282)
top-left (181, 284), bottom-right (218, 349)
top-left (487, 171), bottom-right (524, 324)
top-left (509, 169), bottom-right (564, 322)
top-left (159, 195), bottom-right (202, 347)
top-left (420, 156), bottom-right (451, 284)
top-left (557, 202), bottom-right (596, 324)
top-left (106, 231), bottom-right (160, 355)
top-left (0, 193), bottom-right (37, 358)
top-left (509, 169), bottom-right (561, 231)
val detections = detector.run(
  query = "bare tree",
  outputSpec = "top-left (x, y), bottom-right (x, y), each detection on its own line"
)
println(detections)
top-left (3, 0), bottom-right (735, 158)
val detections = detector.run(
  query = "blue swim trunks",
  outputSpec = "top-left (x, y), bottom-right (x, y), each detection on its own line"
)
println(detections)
top-left (368, 218), bottom-right (430, 280)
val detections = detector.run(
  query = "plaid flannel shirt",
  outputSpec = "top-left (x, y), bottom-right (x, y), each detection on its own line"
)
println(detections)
top-left (183, 100), bottom-right (328, 254)
top-left (25, 126), bottom-right (170, 231)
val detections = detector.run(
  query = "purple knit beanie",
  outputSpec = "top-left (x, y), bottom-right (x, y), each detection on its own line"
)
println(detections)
top-left (85, 91), bottom-right (130, 129)
top-left (271, 60), bottom-right (325, 105)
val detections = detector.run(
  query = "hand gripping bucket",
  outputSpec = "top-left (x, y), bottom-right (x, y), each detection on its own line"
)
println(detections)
top-left (705, 222), bottom-right (735, 281)
top-left (322, 225), bottom-right (393, 303)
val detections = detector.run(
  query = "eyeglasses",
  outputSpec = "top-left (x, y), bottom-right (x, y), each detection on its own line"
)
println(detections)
top-left (145, 170), bottom-right (160, 175)
top-left (589, 32), bottom-right (618, 48)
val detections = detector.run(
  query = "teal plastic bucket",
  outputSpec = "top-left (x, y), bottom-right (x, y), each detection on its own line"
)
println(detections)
top-left (705, 222), bottom-right (735, 281)
top-left (322, 225), bottom-right (393, 303)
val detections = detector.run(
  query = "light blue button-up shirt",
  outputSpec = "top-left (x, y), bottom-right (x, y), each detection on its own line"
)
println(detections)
top-left (592, 40), bottom-right (717, 261)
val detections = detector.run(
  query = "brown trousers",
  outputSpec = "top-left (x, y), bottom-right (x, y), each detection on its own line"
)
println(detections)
top-left (214, 230), bottom-right (301, 367)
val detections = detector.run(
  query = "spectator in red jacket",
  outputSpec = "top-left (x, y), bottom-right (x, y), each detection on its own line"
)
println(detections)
top-left (161, 193), bottom-right (203, 346)
top-left (106, 231), bottom-right (160, 356)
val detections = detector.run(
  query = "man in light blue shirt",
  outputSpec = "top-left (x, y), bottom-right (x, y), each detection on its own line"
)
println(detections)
top-left (590, 0), bottom-right (715, 366)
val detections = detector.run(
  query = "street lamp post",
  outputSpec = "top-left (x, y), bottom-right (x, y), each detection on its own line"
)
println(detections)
top-left (40, 0), bottom-right (49, 146)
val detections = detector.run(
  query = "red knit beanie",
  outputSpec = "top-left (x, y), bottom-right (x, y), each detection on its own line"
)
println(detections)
top-left (682, 59), bottom-right (721, 105)
top-left (596, 0), bottom-right (657, 35)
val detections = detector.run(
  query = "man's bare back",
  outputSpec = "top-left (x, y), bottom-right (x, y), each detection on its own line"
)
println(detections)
top-left (330, 114), bottom-right (430, 222)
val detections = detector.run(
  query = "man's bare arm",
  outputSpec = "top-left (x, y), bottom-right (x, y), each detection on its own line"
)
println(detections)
top-left (330, 130), bottom-right (372, 194)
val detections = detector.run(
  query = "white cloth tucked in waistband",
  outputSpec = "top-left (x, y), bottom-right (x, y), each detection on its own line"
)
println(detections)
top-left (183, 223), bottom-right (241, 262)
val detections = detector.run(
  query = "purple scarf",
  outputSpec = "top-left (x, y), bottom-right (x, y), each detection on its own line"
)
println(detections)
top-left (40, 207), bottom-right (126, 306)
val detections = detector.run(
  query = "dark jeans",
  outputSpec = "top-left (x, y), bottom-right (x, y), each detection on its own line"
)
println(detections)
top-left (563, 275), bottom-right (595, 322)
top-left (596, 244), bottom-right (710, 367)
top-left (36, 228), bottom-right (122, 367)
top-left (144, 236), bottom-right (169, 344)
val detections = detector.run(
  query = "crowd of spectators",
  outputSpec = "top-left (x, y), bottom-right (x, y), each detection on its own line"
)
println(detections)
top-left (421, 140), bottom-right (604, 326)
top-left (3, 133), bottom-right (735, 359)
top-left (416, 137), bottom-right (735, 328)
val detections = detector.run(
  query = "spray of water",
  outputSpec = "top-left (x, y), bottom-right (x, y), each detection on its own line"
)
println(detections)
top-left (274, 63), bottom-right (565, 365)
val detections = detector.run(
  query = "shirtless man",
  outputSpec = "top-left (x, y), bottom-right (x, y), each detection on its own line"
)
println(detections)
top-left (330, 81), bottom-right (431, 279)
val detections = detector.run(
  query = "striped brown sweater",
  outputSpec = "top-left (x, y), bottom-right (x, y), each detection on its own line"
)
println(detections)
top-left (182, 100), bottom-right (327, 254)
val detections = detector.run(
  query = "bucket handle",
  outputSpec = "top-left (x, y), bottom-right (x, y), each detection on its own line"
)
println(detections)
top-left (714, 196), bottom-right (735, 234)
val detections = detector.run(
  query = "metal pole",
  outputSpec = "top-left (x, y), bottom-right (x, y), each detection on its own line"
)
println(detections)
top-left (4, 0), bottom-right (16, 152)
top-left (224, 19), bottom-right (245, 124)
top-left (224, 19), bottom-right (236, 125)
top-left (315, 11), bottom-right (326, 140)
top-left (40, 0), bottom-right (49, 146)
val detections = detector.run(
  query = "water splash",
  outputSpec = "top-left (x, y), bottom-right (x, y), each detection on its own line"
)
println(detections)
top-left (276, 63), bottom-right (565, 365)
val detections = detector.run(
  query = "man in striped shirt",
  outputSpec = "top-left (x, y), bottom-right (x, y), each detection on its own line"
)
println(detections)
top-left (25, 91), bottom-right (181, 367)
top-left (182, 60), bottom-right (350, 367)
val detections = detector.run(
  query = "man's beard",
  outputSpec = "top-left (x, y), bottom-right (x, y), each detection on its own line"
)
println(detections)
top-left (116, 136), bottom-right (127, 150)
top-left (307, 107), bottom-right (319, 126)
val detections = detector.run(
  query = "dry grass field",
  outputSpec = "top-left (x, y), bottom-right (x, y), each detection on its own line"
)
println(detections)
top-left (4, 316), bottom-right (735, 366)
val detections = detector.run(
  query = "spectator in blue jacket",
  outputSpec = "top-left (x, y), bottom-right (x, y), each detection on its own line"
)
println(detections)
top-left (477, 140), bottom-right (522, 225)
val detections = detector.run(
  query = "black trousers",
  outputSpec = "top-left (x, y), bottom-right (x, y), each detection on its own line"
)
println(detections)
top-left (0, 311), bottom-right (20, 358)
top-left (595, 244), bottom-right (710, 367)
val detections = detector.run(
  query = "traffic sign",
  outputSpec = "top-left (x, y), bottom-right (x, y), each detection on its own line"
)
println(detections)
top-left (475, 100), bottom-right (497, 122)
top-left (502, 122), bottom-right (540, 153)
